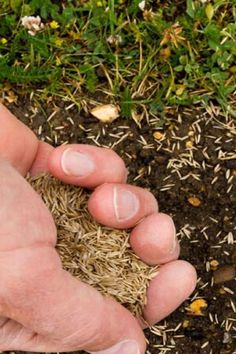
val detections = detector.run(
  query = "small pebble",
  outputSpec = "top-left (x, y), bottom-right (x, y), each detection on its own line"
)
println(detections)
top-left (223, 331), bottom-right (231, 344)
top-left (214, 265), bottom-right (235, 284)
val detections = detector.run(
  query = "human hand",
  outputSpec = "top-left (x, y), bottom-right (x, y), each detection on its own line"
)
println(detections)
top-left (0, 104), bottom-right (196, 354)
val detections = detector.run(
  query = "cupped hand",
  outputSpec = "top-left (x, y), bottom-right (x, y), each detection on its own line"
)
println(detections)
top-left (0, 104), bottom-right (197, 354)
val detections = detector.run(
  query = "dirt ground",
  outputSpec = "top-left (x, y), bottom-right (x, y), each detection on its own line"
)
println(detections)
top-left (5, 98), bottom-right (236, 354)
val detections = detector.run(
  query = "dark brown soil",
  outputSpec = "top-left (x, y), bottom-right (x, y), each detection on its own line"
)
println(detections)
top-left (6, 98), bottom-right (236, 354)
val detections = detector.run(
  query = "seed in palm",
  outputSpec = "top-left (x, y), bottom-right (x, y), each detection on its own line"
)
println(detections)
top-left (27, 174), bottom-right (158, 317)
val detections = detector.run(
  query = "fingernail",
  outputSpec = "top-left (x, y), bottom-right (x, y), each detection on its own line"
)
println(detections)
top-left (90, 340), bottom-right (140, 354)
top-left (61, 149), bottom-right (95, 177)
top-left (113, 187), bottom-right (139, 221)
top-left (169, 221), bottom-right (177, 254)
top-left (169, 236), bottom-right (178, 254)
top-left (122, 168), bottom-right (129, 183)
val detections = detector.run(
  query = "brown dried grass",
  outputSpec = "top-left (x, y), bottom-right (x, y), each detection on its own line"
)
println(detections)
top-left (27, 174), bottom-right (158, 317)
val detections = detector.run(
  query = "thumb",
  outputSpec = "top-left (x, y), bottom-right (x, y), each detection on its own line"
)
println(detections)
top-left (1, 248), bottom-right (145, 354)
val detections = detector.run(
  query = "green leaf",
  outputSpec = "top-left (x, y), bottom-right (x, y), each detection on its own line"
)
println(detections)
top-left (40, 5), bottom-right (49, 19)
top-left (61, 7), bottom-right (75, 24)
top-left (208, 39), bottom-right (221, 51)
top-left (127, 0), bottom-right (144, 15)
top-left (179, 55), bottom-right (188, 65)
top-left (217, 51), bottom-right (234, 70)
top-left (21, 4), bottom-right (33, 16)
top-left (185, 63), bottom-right (192, 74)
top-left (204, 23), bottom-right (221, 49)
top-left (121, 87), bottom-right (133, 118)
top-left (0, 60), bottom-right (61, 84)
top-left (10, 0), bottom-right (22, 13)
top-left (217, 84), bottom-right (235, 101)
top-left (186, 0), bottom-right (196, 19)
top-left (79, 63), bottom-right (98, 92)
top-left (174, 65), bottom-right (184, 72)
top-left (205, 3), bottom-right (214, 21)
top-left (206, 68), bottom-right (228, 83)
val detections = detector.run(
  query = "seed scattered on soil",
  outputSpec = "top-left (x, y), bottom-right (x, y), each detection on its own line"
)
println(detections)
top-left (27, 173), bottom-right (158, 317)
top-left (213, 265), bottom-right (236, 284)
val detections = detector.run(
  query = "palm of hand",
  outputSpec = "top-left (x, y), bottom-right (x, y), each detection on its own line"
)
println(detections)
top-left (0, 161), bottom-right (75, 350)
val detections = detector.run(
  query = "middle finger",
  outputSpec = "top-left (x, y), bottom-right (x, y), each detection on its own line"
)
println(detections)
top-left (88, 183), bottom-right (158, 229)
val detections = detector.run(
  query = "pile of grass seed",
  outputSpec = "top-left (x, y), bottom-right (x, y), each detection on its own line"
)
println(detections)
top-left (27, 174), bottom-right (158, 317)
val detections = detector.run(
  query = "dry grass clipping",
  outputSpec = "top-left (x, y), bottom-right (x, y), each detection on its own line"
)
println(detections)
top-left (27, 174), bottom-right (158, 317)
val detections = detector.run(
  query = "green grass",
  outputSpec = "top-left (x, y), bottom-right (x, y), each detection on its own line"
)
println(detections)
top-left (0, 0), bottom-right (236, 117)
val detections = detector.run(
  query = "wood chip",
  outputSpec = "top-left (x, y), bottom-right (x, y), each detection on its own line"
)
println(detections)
top-left (210, 259), bottom-right (219, 271)
top-left (185, 140), bottom-right (193, 149)
top-left (214, 265), bottom-right (236, 284)
top-left (90, 104), bottom-right (119, 123)
top-left (186, 299), bottom-right (208, 316)
top-left (188, 196), bottom-right (201, 207)
top-left (153, 131), bottom-right (165, 140)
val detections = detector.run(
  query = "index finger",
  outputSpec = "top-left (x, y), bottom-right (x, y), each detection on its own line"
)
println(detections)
top-left (0, 103), bottom-right (39, 175)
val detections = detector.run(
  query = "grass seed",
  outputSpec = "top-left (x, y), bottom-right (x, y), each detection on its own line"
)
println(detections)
top-left (27, 173), bottom-right (158, 317)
